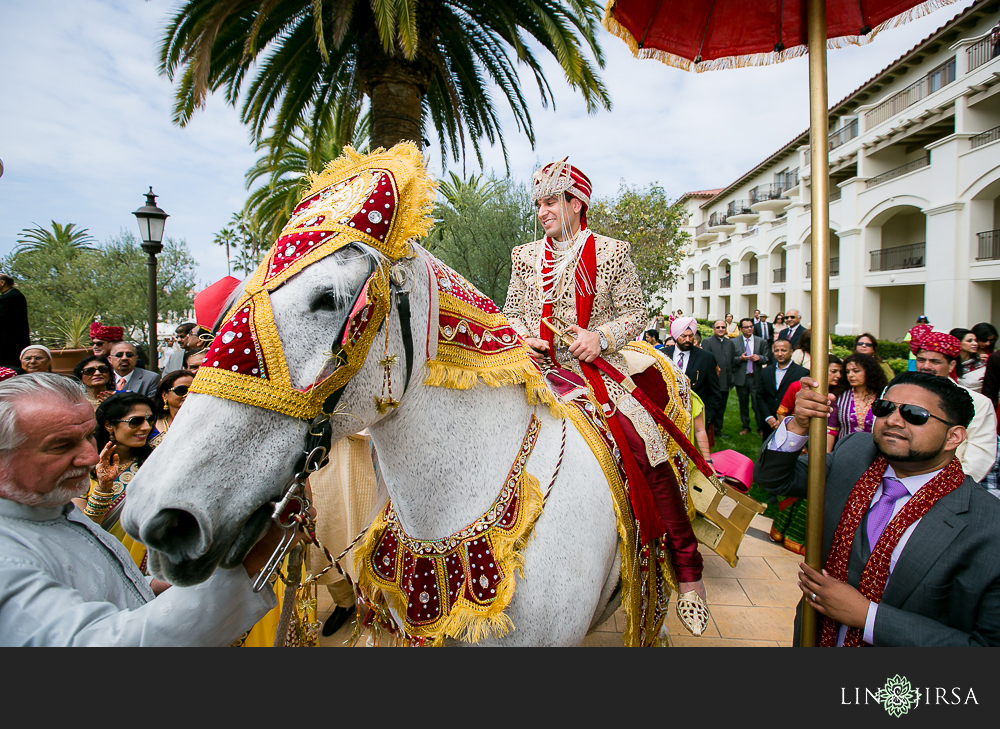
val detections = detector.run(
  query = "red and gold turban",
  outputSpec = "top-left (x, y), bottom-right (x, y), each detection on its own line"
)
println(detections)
top-left (909, 324), bottom-right (960, 359)
top-left (90, 322), bottom-right (123, 342)
top-left (532, 158), bottom-right (592, 210)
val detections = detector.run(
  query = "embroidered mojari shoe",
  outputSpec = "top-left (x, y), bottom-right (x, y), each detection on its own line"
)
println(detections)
top-left (676, 590), bottom-right (711, 637)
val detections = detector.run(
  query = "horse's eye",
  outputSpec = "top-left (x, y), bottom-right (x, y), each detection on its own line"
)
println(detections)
top-left (311, 291), bottom-right (344, 312)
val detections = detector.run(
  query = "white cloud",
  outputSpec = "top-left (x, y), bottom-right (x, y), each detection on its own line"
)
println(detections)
top-left (0, 0), bottom-right (976, 287)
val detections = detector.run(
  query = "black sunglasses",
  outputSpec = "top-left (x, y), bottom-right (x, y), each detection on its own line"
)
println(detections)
top-left (112, 352), bottom-right (136, 359)
top-left (81, 365), bottom-right (111, 376)
top-left (112, 414), bottom-right (156, 428)
top-left (168, 385), bottom-right (190, 397)
top-left (871, 399), bottom-right (957, 427)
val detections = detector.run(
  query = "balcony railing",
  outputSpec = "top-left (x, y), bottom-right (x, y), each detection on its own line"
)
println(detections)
top-left (719, 275), bottom-right (731, 288)
top-left (750, 184), bottom-right (787, 205)
top-left (870, 243), bottom-right (925, 272)
top-left (864, 57), bottom-right (956, 130)
top-left (977, 229), bottom-right (1000, 261)
top-left (688, 282), bottom-right (695, 291)
top-left (972, 124), bottom-right (1000, 149)
top-left (702, 279), bottom-right (711, 290)
top-left (773, 267), bottom-right (786, 283)
top-left (708, 211), bottom-right (729, 227)
top-left (865, 155), bottom-right (930, 188)
top-left (804, 119), bottom-right (859, 165)
top-left (805, 257), bottom-right (840, 278)
top-left (727, 199), bottom-right (754, 217)
top-left (781, 167), bottom-right (800, 189)
top-left (968, 34), bottom-right (1000, 72)
top-left (694, 221), bottom-right (709, 237)
top-left (743, 271), bottom-right (758, 286)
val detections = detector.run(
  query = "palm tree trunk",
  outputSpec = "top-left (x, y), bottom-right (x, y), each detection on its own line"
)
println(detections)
top-left (369, 75), bottom-right (423, 150)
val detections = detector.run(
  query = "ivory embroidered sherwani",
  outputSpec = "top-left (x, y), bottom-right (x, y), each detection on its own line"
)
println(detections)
top-left (503, 233), bottom-right (672, 468)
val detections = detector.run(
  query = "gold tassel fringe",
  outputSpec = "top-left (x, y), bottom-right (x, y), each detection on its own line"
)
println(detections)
top-left (424, 359), bottom-right (570, 419)
top-left (602, 0), bottom-right (962, 73)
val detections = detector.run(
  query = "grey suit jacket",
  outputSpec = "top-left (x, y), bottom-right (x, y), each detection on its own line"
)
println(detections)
top-left (754, 431), bottom-right (1000, 646)
top-left (118, 367), bottom-right (160, 399)
top-left (731, 335), bottom-right (769, 388)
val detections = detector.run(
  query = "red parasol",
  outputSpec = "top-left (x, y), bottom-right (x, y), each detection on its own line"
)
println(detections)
top-left (194, 276), bottom-right (242, 330)
top-left (603, 0), bottom-right (960, 646)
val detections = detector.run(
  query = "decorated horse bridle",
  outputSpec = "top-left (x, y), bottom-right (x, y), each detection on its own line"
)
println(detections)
top-left (251, 246), bottom-right (416, 591)
top-left (187, 143), bottom-right (434, 591)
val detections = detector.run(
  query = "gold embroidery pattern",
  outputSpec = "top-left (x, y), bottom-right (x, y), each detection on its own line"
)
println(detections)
top-left (354, 416), bottom-right (544, 645)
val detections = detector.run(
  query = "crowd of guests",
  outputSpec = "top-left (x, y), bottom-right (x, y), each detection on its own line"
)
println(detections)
top-left (645, 311), bottom-right (1000, 559)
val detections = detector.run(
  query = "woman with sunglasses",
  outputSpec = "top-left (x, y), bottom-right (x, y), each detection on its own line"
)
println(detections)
top-left (149, 369), bottom-right (194, 448)
top-left (950, 328), bottom-right (985, 393)
top-left (71, 392), bottom-right (156, 572)
top-left (852, 332), bottom-right (894, 384)
top-left (827, 352), bottom-right (889, 453)
top-left (73, 355), bottom-right (115, 410)
top-left (773, 312), bottom-right (786, 336)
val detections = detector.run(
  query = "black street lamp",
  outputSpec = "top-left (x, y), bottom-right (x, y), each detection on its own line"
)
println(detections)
top-left (133, 187), bottom-right (168, 374)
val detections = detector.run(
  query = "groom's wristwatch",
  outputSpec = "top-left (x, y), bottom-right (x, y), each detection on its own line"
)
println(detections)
top-left (597, 329), bottom-right (608, 352)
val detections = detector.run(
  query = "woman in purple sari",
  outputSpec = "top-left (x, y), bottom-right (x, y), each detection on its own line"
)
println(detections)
top-left (827, 352), bottom-right (889, 452)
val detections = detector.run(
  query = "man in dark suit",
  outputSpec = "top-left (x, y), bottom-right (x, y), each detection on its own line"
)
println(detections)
top-left (662, 319), bottom-right (722, 425)
top-left (702, 320), bottom-right (736, 436)
top-left (754, 372), bottom-right (1000, 646)
top-left (754, 313), bottom-right (774, 350)
top-left (758, 339), bottom-right (808, 439)
top-left (110, 341), bottom-right (160, 398)
top-left (732, 317), bottom-right (769, 435)
top-left (777, 308), bottom-right (805, 348)
top-left (0, 274), bottom-right (30, 370)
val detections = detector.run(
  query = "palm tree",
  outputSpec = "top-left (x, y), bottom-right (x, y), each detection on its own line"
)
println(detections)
top-left (243, 109), bottom-right (372, 243)
top-left (159, 0), bottom-right (611, 167)
top-left (16, 222), bottom-right (96, 255)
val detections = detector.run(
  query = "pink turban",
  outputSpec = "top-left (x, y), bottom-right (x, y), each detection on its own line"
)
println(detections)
top-left (670, 316), bottom-right (698, 341)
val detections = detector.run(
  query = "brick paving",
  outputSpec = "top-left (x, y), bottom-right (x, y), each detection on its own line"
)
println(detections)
top-left (316, 513), bottom-right (801, 647)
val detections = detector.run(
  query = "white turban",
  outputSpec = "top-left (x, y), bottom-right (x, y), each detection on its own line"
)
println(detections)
top-left (670, 317), bottom-right (697, 341)
top-left (21, 344), bottom-right (52, 359)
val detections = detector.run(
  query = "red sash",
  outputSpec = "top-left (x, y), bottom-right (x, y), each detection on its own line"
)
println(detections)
top-left (541, 232), bottom-right (664, 544)
top-left (819, 455), bottom-right (966, 647)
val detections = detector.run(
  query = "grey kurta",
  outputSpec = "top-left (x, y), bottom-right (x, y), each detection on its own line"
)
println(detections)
top-left (0, 497), bottom-right (275, 646)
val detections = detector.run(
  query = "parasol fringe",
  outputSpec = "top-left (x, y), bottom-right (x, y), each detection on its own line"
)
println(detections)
top-left (603, 0), bottom-right (962, 73)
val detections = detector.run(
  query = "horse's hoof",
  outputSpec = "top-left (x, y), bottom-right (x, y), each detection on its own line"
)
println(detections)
top-left (676, 590), bottom-right (710, 637)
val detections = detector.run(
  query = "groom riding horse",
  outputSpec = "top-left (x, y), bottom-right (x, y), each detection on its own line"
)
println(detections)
top-left (503, 160), bottom-right (712, 637)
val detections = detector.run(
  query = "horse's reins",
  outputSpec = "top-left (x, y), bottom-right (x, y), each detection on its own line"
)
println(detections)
top-left (251, 243), bottom-right (416, 592)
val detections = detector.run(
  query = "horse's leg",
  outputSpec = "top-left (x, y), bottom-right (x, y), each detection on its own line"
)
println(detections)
top-left (587, 546), bottom-right (621, 633)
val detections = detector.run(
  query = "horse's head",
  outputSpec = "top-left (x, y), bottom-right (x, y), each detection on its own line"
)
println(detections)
top-left (120, 144), bottom-right (435, 585)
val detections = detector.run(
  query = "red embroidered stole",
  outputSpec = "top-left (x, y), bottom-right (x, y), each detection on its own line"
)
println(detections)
top-left (819, 455), bottom-right (966, 647)
top-left (541, 232), bottom-right (665, 545)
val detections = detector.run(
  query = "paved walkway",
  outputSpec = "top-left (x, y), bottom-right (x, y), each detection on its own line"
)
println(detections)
top-left (316, 514), bottom-right (802, 647)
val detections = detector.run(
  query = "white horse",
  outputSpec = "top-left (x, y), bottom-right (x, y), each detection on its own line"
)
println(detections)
top-left (122, 243), bottom-right (627, 645)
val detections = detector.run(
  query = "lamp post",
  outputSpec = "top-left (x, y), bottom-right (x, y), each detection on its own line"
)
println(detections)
top-left (133, 187), bottom-right (168, 374)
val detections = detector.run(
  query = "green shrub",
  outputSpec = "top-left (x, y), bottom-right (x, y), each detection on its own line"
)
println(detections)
top-left (830, 333), bottom-right (909, 359)
top-left (886, 358), bottom-right (909, 375)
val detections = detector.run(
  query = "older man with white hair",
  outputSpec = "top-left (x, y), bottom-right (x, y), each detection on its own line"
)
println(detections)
top-left (0, 373), bottom-right (281, 646)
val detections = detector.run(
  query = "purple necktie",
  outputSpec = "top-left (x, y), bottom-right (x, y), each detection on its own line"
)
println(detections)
top-left (866, 477), bottom-right (909, 552)
top-left (678, 352), bottom-right (685, 371)
top-left (745, 338), bottom-right (752, 373)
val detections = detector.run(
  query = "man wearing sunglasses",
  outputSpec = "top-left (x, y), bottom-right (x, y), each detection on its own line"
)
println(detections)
top-left (754, 371), bottom-right (1000, 646)
top-left (110, 342), bottom-right (159, 399)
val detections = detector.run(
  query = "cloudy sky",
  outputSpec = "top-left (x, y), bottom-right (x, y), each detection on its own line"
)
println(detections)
top-left (0, 0), bottom-right (975, 287)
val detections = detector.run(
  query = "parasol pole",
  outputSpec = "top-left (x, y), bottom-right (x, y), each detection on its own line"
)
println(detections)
top-left (802, 0), bottom-right (831, 647)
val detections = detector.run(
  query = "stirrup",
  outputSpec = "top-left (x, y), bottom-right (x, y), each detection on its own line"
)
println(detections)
top-left (676, 590), bottom-right (711, 637)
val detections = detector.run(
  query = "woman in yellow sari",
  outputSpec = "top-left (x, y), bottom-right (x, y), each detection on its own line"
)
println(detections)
top-left (72, 392), bottom-right (156, 573)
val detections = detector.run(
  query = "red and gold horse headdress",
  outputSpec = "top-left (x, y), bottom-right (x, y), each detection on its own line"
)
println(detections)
top-left (189, 143), bottom-right (435, 420)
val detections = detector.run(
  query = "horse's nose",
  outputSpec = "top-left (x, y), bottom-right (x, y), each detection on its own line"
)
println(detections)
top-left (142, 508), bottom-right (210, 560)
